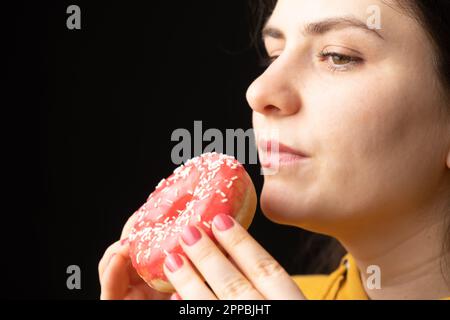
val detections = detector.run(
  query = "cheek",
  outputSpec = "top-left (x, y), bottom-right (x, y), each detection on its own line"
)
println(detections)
top-left (309, 71), bottom-right (444, 218)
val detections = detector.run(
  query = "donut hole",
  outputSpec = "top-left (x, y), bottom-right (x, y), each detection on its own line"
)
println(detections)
top-left (164, 193), bottom-right (193, 221)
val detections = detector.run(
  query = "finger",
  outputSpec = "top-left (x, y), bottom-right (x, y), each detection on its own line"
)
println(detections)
top-left (98, 241), bottom-right (121, 280)
top-left (179, 225), bottom-right (264, 300)
top-left (212, 214), bottom-right (305, 300)
top-left (98, 239), bottom-right (129, 280)
top-left (163, 253), bottom-right (217, 300)
top-left (98, 210), bottom-right (137, 280)
top-left (98, 211), bottom-right (137, 282)
top-left (100, 254), bottom-right (130, 300)
top-left (121, 212), bottom-right (139, 239)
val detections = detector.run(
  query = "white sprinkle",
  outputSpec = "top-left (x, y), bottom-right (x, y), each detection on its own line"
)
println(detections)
top-left (156, 178), bottom-right (166, 189)
top-left (202, 221), bottom-right (211, 229)
top-left (210, 169), bottom-right (219, 179)
top-left (154, 202), bottom-right (158, 208)
top-left (166, 199), bottom-right (173, 204)
top-left (136, 251), bottom-right (142, 264)
top-left (199, 193), bottom-right (210, 200)
top-left (197, 215), bottom-right (202, 222)
top-left (164, 217), bottom-right (170, 223)
top-left (156, 214), bottom-right (163, 220)
top-left (174, 188), bottom-right (179, 196)
top-left (187, 190), bottom-right (193, 195)
top-left (231, 176), bottom-right (238, 180)
top-left (221, 198), bottom-right (228, 203)
top-left (226, 181), bottom-right (233, 188)
top-left (163, 249), bottom-right (169, 256)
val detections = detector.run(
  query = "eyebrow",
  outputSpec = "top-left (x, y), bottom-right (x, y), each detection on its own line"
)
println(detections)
top-left (262, 16), bottom-right (384, 41)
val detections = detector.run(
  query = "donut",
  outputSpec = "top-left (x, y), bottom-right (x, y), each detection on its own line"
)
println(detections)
top-left (127, 152), bottom-right (257, 293)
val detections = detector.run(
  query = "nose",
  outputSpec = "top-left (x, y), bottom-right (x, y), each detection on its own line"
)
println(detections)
top-left (246, 57), bottom-right (302, 117)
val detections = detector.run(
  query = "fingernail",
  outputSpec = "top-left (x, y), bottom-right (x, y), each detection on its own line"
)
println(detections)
top-left (120, 238), bottom-right (129, 246)
top-left (165, 253), bottom-right (183, 272)
top-left (170, 292), bottom-right (183, 300)
top-left (213, 214), bottom-right (234, 231)
top-left (181, 225), bottom-right (202, 246)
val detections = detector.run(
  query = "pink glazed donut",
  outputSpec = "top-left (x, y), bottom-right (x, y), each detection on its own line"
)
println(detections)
top-left (128, 152), bottom-right (257, 292)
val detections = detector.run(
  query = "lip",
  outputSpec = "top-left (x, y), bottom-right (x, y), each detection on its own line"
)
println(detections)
top-left (258, 139), bottom-right (309, 168)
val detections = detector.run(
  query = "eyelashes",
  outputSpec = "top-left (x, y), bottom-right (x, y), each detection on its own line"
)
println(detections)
top-left (317, 50), bottom-right (363, 72)
top-left (259, 50), bottom-right (363, 72)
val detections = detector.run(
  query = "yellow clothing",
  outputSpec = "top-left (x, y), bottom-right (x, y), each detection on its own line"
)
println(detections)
top-left (292, 254), bottom-right (450, 300)
top-left (292, 254), bottom-right (367, 300)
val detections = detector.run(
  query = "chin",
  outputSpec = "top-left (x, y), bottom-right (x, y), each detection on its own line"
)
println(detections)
top-left (259, 180), bottom-right (337, 235)
top-left (259, 181), bottom-right (306, 225)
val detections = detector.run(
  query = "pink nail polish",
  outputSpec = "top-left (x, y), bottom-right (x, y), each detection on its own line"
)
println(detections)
top-left (181, 225), bottom-right (202, 246)
top-left (165, 253), bottom-right (183, 272)
top-left (170, 292), bottom-right (183, 300)
top-left (213, 214), bottom-right (234, 231)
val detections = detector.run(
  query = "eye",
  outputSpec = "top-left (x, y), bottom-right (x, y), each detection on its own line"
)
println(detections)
top-left (317, 50), bottom-right (363, 72)
top-left (329, 54), bottom-right (352, 65)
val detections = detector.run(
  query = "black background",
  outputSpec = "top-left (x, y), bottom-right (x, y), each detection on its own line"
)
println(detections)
top-left (8, 1), bottom-right (339, 299)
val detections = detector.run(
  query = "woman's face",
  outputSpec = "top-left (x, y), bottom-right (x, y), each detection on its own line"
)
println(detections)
top-left (247, 0), bottom-right (450, 235)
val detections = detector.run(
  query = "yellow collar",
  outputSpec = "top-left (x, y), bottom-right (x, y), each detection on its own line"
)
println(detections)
top-left (321, 254), bottom-right (368, 299)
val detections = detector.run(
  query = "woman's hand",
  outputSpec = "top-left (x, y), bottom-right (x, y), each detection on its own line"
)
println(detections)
top-left (99, 214), bottom-right (174, 300)
top-left (163, 214), bottom-right (306, 300)
top-left (99, 238), bottom-right (175, 300)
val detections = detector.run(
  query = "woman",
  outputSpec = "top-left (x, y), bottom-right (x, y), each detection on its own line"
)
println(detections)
top-left (98, 0), bottom-right (450, 299)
